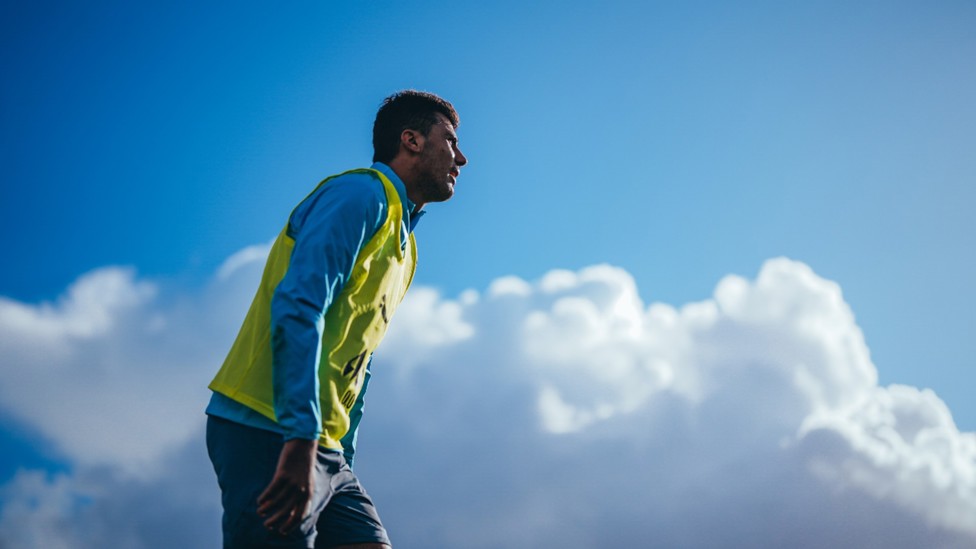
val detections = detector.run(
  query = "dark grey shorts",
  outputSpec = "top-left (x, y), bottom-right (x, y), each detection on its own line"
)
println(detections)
top-left (206, 415), bottom-right (390, 548)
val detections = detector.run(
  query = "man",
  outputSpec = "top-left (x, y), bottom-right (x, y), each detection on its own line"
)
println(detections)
top-left (206, 90), bottom-right (467, 548)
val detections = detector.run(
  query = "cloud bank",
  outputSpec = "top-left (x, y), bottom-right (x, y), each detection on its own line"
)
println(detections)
top-left (0, 252), bottom-right (973, 548)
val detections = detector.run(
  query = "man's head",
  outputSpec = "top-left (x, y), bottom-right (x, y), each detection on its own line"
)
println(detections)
top-left (372, 91), bottom-right (459, 163)
top-left (373, 90), bottom-right (467, 209)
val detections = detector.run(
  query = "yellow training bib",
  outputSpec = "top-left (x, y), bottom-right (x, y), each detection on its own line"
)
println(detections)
top-left (208, 169), bottom-right (417, 449)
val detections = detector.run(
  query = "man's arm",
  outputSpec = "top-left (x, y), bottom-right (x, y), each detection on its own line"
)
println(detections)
top-left (258, 175), bottom-right (386, 534)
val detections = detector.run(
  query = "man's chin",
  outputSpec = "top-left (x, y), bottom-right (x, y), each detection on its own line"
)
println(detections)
top-left (431, 184), bottom-right (455, 203)
top-left (418, 178), bottom-right (455, 204)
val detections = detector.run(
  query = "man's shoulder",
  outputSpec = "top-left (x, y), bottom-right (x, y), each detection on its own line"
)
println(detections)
top-left (303, 169), bottom-right (388, 211)
top-left (289, 169), bottom-right (389, 233)
top-left (322, 168), bottom-right (388, 200)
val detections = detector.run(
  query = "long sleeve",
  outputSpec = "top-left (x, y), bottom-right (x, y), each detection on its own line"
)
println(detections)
top-left (269, 175), bottom-right (386, 441)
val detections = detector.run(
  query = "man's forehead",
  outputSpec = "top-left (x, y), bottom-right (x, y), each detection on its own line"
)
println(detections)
top-left (433, 114), bottom-right (457, 137)
top-left (433, 112), bottom-right (455, 128)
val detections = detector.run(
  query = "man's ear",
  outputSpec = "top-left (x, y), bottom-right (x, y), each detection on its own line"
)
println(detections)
top-left (400, 129), bottom-right (424, 154)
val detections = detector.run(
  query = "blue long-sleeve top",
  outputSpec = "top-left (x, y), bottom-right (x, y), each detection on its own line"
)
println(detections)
top-left (206, 162), bottom-right (421, 466)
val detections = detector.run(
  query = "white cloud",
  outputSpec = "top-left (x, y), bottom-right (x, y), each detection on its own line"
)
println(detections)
top-left (0, 470), bottom-right (78, 549)
top-left (800, 384), bottom-right (976, 535)
top-left (0, 256), bottom-right (266, 476)
top-left (0, 434), bottom-right (221, 549)
top-left (1, 253), bottom-right (974, 548)
top-left (0, 267), bottom-right (155, 347)
top-left (380, 287), bottom-right (474, 369)
top-left (371, 257), bottom-right (975, 546)
top-left (216, 240), bottom-right (273, 281)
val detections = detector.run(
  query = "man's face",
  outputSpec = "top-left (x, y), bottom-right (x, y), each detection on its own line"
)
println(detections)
top-left (414, 113), bottom-right (467, 204)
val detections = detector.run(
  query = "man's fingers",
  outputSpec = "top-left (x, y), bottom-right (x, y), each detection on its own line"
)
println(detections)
top-left (257, 478), bottom-right (281, 505)
top-left (260, 489), bottom-right (295, 528)
top-left (263, 504), bottom-right (294, 531)
top-left (258, 486), bottom-right (310, 533)
top-left (280, 494), bottom-right (313, 534)
top-left (257, 477), bottom-right (305, 509)
top-left (278, 505), bottom-right (303, 534)
top-left (263, 500), bottom-right (307, 534)
top-left (257, 482), bottom-right (296, 522)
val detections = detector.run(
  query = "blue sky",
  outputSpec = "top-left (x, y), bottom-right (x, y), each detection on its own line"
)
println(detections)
top-left (1, 2), bottom-right (975, 547)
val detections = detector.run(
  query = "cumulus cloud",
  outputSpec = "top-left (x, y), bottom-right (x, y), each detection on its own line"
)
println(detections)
top-left (0, 268), bottom-right (155, 351)
top-left (0, 434), bottom-right (220, 549)
top-left (0, 261), bottom-right (261, 474)
top-left (369, 259), bottom-right (976, 547)
top-left (800, 384), bottom-right (976, 536)
top-left (1, 253), bottom-right (974, 548)
top-left (215, 240), bottom-right (274, 281)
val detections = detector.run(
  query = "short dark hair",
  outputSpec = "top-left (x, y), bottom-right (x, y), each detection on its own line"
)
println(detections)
top-left (372, 90), bottom-right (460, 163)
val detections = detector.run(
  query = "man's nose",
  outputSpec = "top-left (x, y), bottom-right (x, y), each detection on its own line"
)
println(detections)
top-left (455, 147), bottom-right (468, 167)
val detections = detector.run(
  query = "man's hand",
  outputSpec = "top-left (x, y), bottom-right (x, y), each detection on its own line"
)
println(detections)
top-left (257, 438), bottom-right (318, 535)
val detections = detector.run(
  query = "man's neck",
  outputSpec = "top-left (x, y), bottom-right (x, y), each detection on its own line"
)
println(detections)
top-left (387, 158), bottom-right (426, 211)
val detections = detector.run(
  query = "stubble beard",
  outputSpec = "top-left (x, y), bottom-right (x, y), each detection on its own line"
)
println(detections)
top-left (418, 175), bottom-right (454, 203)
top-left (416, 150), bottom-right (455, 203)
